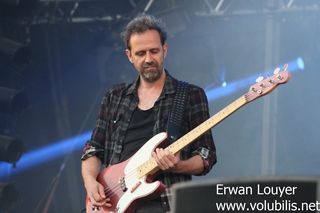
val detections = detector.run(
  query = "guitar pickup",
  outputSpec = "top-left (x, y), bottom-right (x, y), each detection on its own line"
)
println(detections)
top-left (130, 181), bottom-right (142, 193)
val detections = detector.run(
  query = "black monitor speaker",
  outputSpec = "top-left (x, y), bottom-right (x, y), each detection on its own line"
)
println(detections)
top-left (171, 176), bottom-right (320, 213)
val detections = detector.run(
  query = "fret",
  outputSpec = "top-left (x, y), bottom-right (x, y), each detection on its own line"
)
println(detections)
top-left (137, 96), bottom-right (247, 177)
top-left (135, 66), bottom-right (290, 178)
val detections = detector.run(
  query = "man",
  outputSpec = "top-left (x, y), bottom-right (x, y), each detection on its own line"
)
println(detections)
top-left (81, 15), bottom-right (216, 212)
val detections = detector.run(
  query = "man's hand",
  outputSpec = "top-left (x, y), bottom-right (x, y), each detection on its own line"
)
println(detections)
top-left (85, 178), bottom-right (112, 207)
top-left (152, 148), bottom-right (180, 172)
top-left (82, 156), bottom-right (111, 207)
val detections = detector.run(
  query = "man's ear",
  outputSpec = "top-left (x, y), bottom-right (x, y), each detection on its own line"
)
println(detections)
top-left (163, 43), bottom-right (168, 58)
top-left (125, 49), bottom-right (133, 63)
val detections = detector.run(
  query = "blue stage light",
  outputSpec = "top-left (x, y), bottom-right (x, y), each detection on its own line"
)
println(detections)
top-left (0, 57), bottom-right (305, 178)
top-left (221, 81), bottom-right (227, 87)
top-left (206, 57), bottom-right (304, 102)
top-left (0, 131), bottom-right (91, 179)
top-left (297, 57), bottom-right (304, 70)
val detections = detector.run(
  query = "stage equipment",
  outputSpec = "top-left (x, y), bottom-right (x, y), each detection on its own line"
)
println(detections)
top-left (0, 37), bottom-right (31, 65)
top-left (0, 87), bottom-right (29, 114)
top-left (0, 134), bottom-right (24, 164)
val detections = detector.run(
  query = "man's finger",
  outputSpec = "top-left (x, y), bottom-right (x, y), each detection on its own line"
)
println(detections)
top-left (156, 148), bottom-right (170, 169)
top-left (98, 184), bottom-right (106, 199)
top-left (90, 194), bottom-right (106, 207)
top-left (154, 149), bottom-right (167, 170)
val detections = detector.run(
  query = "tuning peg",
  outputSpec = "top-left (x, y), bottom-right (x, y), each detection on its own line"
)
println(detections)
top-left (256, 76), bottom-right (264, 83)
top-left (273, 67), bottom-right (280, 75)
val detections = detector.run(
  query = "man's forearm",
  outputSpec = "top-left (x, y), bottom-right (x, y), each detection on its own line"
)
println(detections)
top-left (82, 156), bottom-right (102, 185)
top-left (172, 155), bottom-right (204, 175)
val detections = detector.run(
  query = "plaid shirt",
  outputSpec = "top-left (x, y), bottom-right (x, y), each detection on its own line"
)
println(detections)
top-left (81, 71), bottom-right (217, 211)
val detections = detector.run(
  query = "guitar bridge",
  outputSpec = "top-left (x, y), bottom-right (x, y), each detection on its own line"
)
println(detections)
top-left (120, 177), bottom-right (127, 192)
top-left (91, 205), bottom-right (100, 212)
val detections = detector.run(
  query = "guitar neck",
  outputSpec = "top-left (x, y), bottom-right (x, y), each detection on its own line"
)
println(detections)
top-left (137, 95), bottom-right (248, 178)
top-left (168, 95), bottom-right (247, 154)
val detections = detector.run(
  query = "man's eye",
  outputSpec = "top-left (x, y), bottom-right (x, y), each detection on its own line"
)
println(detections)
top-left (151, 49), bottom-right (159, 54)
top-left (136, 52), bottom-right (145, 56)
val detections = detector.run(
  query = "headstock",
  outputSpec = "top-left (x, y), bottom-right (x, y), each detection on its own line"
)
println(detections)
top-left (245, 64), bottom-right (290, 102)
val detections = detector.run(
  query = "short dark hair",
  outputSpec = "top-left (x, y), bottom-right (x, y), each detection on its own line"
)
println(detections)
top-left (121, 14), bottom-right (167, 49)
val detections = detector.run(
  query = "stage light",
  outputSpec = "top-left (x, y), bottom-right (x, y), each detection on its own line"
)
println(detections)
top-left (0, 57), bottom-right (306, 178)
top-left (295, 57), bottom-right (304, 70)
top-left (0, 135), bottom-right (24, 164)
top-left (0, 37), bottom-right (31, 65)
top-left (0, 182), bottom-right (18, 212)
top-left (0, 131), bottom-right (90, 178)
top-left (221, 81), bottom-right (227, 87)
top-left (206, 57), bottom-right (304, 101)
top-left (0, 87), bottom-right (29, 114)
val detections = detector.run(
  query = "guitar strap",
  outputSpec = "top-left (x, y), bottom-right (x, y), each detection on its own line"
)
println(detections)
top-left (166, 80), bottom-right (189, 144)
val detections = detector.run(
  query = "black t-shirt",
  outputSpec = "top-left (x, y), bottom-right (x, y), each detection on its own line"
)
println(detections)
top-left (119, 107), bottom-right (155, 162)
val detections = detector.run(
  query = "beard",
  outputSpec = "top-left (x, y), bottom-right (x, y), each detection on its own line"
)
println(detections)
top-left (140, 62), bottom-right (163, 83)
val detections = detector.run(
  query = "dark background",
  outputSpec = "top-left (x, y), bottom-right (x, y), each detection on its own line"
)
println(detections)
top-left (0, 0), bottom-right (319, 212)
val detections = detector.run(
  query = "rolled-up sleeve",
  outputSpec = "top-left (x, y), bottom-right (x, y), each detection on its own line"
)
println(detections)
top-left (188, 86), bottom-right (217, 175)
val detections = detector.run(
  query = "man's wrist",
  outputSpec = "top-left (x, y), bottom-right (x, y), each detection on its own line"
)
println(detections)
top-left (171, 160), bottom-right (185, 174)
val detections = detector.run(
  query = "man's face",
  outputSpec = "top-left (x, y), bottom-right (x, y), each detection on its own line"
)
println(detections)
top-left (126, 30), bottom-right (168, 83)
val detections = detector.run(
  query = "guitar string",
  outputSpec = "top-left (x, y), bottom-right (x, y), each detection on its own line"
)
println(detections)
top-left (102, 131), bottom-right (194, 196)
top-left (101, 94), bottom-right (246, 197)
top-left (101, 131), bottom-right (200, 198)
top-left (103, 157), bottom-right (165, 198)
top-left (100, 107), bottom-right (239, 197)
top-left (98, 89), bottom-right (271, 198)
top-left (101, 127), bottom-right (203, 197)
top-left (89, 78), bottom-right (286, 210)
top-left (102, 157), bottom-right (159, 197)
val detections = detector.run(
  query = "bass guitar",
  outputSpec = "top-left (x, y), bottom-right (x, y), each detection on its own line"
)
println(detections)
top-left (86, 65), bottom-right (290, 213)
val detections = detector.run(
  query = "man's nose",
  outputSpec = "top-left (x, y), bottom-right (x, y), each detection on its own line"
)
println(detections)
top-left (145, 52), bottom-right (153, 63)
